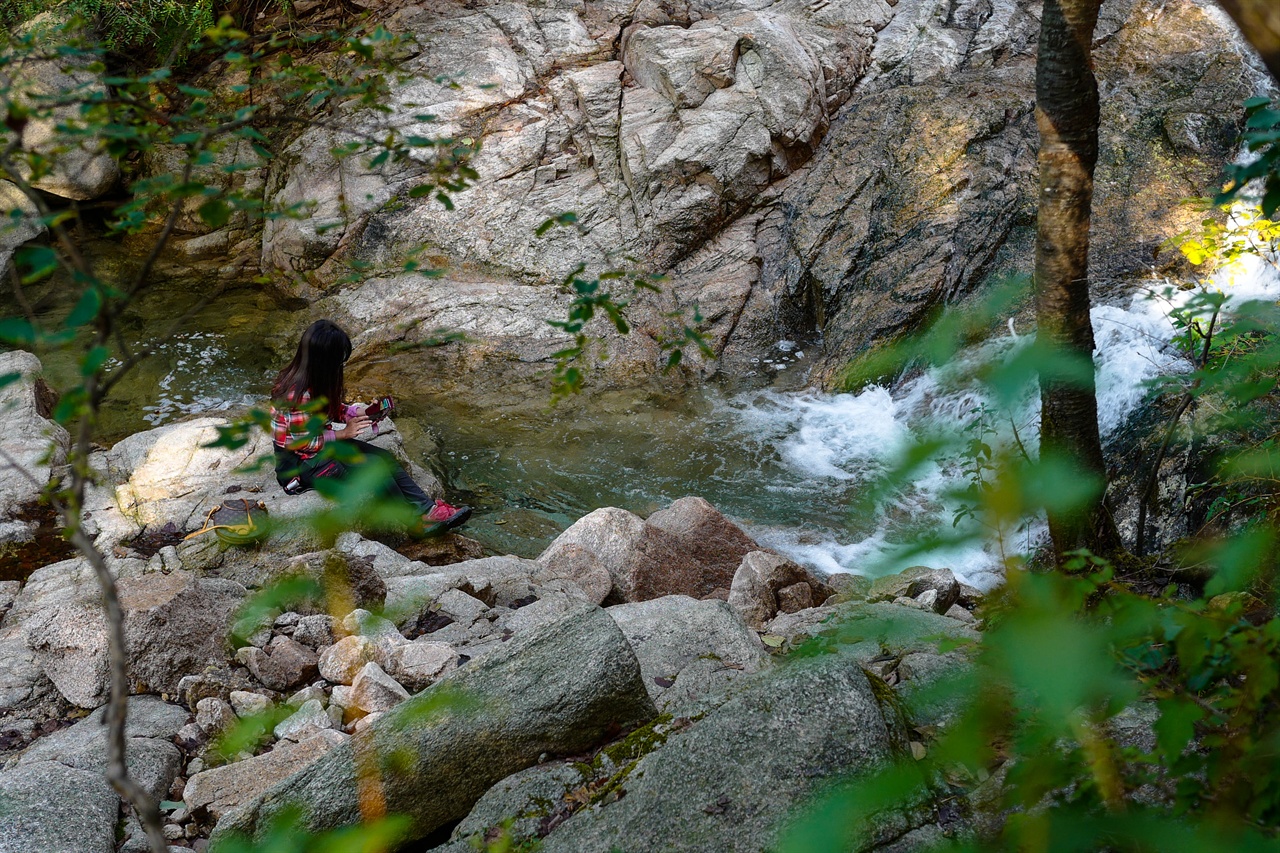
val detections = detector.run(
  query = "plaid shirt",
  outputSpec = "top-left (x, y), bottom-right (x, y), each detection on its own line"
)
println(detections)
top-left (270, 391), bottom-right (337, 459)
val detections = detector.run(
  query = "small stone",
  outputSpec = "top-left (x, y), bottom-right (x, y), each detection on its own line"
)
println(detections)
top-left (389, 641), bottom-right (459, 692)
top-left (286, 684), bottom-right (326, 707)
top-left (249, 635), bottom-right (320, 691)
top-left (349, 662), bottom-right (409, 714)
top-left (246, 626), bottom-right (273, 648)
top-left (342, 608), bottom-right (404, 641)
top-left (272, 699), bottom-right (333, 742)
top-left (174, 722), bottom-right (208, 753)
top-left (171, 806), bottom-right (189, 823)
top-left (915, 588), bottom-right (940, 612)
top-left (892, 596), bottom-right (930, 611)
top-left (353, 711), bottom-right (384, 733)
top-left (317, 635), bottom-right (389, 685)
top-left (195, 698), bottom-right (237, 737)
top-left (329, 685), bottom-right (354, 710)
top-left (435, 588), bottom-right (489, 627)
top-left (229, 691), bottom-right (271, 718)
top-left (273, 612), bottom-right (301, 628)
top-left (776, 582), bottom-right (813, 614)
top-left (945, 604), bottom-right (976, 624)
top-left (164, 823), bottom-right (184, 841)
top-left (293, 614), bottom-right (337, 649)
top-left (186, 758), bottom-right (205, 776)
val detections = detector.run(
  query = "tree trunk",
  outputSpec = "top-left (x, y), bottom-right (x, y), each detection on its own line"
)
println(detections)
top-left (1035, 0), bottom-right (1120, 558)
top-left (1216, 0), bottom-right (1280, 85)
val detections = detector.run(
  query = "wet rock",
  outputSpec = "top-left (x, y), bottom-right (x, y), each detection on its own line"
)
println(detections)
top-left (213, 605), bottom-right (656, 846)
top-left (393, 534), bottom-right (487, 567)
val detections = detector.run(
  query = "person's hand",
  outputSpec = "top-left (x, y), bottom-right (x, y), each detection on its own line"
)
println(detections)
top-left (336, 415), bottom-right (372, 439)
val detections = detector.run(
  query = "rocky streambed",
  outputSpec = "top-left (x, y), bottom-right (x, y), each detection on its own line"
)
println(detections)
top-left (0, 351), bottom-right (984, 852)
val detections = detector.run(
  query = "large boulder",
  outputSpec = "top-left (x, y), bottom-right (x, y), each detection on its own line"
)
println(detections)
top-left (0, 183), bottom-right (45, 276)
top-left (2, 14), bottom-right (119, 200)
top-left (98, 415), bottom-right (440, 550)
top-left (23, 569), bottom-right (245, 707)
top-left (645, 497), bottom-right (762, 592)
top-left (607, 595), bottom-right (768, 708)
top-left (0, 760), bottom-right (119, 853)
top-left (0, 351), bottom-right (69, 521)
top-left (468, 654), bottom-right (918, 853)
top-left (16, 696), bottom-right (187, 801)
top-left (212, 604), bottom-right (657, 846)
top-left (539, 506), bottom-right (740, 603)
top-left (184, 729), bottom-right (349, 821)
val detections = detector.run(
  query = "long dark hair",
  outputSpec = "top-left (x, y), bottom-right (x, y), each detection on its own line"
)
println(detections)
top-left (272, 319), bottom-right (352, 420)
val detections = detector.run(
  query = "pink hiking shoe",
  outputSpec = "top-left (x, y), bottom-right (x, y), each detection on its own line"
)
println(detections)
top-left (416, 499), bottom-right (472, 538)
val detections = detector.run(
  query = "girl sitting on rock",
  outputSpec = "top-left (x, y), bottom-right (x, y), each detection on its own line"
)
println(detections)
top-left (270, 318), bottom-right (470, 537)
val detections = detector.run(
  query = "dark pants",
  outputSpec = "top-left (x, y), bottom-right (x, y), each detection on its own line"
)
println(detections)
top-left (275, 439), bottom-right (434, 515)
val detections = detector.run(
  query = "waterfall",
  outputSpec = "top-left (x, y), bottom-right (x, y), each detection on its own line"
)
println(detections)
top-left (731, 251), bottom-right (1280, 589)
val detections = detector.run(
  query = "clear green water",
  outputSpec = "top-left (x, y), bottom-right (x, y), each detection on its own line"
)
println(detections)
top-left (4, 260), bottom-right (857, 564)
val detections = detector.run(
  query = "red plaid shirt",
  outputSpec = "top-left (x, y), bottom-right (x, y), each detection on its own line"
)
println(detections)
top-left (270, 391), bottom-right (337, 459)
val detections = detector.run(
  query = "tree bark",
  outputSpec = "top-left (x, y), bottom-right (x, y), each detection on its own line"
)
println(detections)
top-left (1216, 0), bottom-right (1280, 85)
top-left (1035, 0), bottom-right (1120, 558)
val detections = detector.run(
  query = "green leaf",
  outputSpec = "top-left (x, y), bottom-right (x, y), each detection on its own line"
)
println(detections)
top-left (80, 346), bottom-right (110, 376)
top-left (64, 288), bottom-right (102, 328)
top-left (0, 318), bottom-right (37, 346)
top-left (1154, 698), bottom-right (1206, 760)
top-left (15, 245), bottom-right (58, 284)
top-left (197, 199), bottom-right (231, 229)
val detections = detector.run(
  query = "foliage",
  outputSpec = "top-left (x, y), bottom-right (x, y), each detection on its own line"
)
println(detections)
top-left (0, 12), bottom-right (478, 852)
top-left (1219, 96), bottom-right (1280, 217)
top-left (776, 100), bottom-right (1280, 847)
top-left (0, 0), bottom-right (218, 61)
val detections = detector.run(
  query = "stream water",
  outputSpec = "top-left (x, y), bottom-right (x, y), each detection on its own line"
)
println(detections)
top-left (6, 245), bottom-right (1280, 589)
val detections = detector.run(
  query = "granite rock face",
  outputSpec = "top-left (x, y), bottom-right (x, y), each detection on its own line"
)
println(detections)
top-left (203, 0), bottom-right (1254, 404)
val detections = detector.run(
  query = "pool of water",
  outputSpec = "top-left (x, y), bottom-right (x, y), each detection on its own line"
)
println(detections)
top-left (8, 237), bottom-right (1273, 588)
